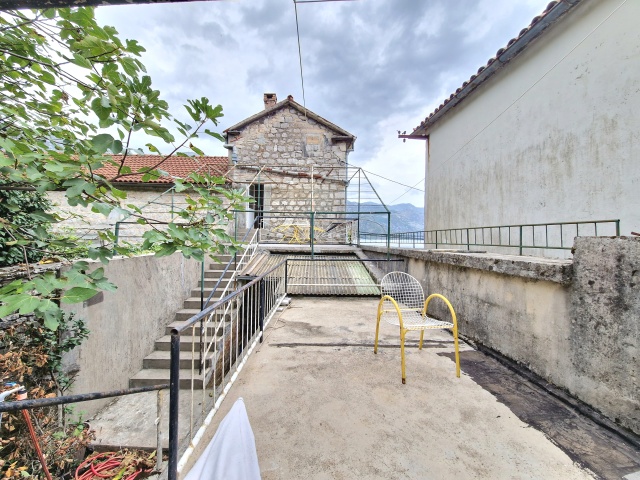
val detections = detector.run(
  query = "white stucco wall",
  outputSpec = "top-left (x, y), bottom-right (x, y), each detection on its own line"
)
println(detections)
top-left (425, 0), bottom-right (639, 244)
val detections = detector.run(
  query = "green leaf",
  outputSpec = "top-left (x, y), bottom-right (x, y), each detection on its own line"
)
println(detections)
top-left (155, 244), bottom-right (177, 257)
top-left (61, 287), bottom-right (99, 304)
top-left (91, 97), bottom-right (111, 121)
top-left (111, 139), bottom-right (123, 154)
top-left (120, 57), bottom-right (138, 77)
top-left (93, 277), bottom-right (117, 292)
top-left (91, 134), bottom-right (115, 154)
top-left (0, 294), bottom-right (35, 317)
top-left (43, 309), bottom-right (62, 331)
top-left (91, 202), bottom-right (112, 216)
top-left (40, 71), bottom-right (55, 85)
top-left (71, 53), bottom-right (92, 69)
top-left (88, 247), bottom-right (112, 265)
top-left (189, 143), bottom-right (205, 156)
top-left (111, 187), bottom-right (127, 200)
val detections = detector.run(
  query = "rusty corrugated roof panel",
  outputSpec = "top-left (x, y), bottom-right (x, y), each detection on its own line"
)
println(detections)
top-left (241, 254), bottom-right (379, 296)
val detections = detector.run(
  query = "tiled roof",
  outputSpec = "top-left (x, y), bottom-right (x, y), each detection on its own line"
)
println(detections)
top-left (408, 0), bottom-right (582, 136)
top-left (94, 155), bottom-right (229, 184)
top-left (225, 95), bottom-right (355, 141)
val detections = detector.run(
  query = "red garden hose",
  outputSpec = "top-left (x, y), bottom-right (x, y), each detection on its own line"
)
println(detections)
top-left (75, 452), bottom-right (150, 480)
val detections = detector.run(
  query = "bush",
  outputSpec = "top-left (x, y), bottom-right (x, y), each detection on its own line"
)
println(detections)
top-left (0, 187), bottom-right (52, 267)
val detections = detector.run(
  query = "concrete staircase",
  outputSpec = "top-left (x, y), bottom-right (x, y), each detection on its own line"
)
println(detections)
top-left (129, 255), bottom-right (236, 389)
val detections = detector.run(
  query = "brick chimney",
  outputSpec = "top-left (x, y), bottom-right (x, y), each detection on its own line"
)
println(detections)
top-left (263, 93), bottom-right (277, 109)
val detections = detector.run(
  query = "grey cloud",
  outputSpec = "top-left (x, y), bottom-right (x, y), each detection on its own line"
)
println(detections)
top-left (94, 0), bottom-right (550, 204)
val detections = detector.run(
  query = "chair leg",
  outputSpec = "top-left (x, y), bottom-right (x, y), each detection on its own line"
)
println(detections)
top-left (453, 327), bottom-right (460, 378)
top-left (419, 330), bottom-right (424, 350)
top-left (374, 311), bottom-right (382, 355)
top-left (400, 328), bottom-right (407, 384)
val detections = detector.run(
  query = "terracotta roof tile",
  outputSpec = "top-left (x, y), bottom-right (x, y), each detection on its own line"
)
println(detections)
top-left (94, 155), bottom-right (229, 184)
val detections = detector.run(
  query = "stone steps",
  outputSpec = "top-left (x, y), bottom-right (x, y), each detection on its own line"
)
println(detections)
top-left (142, 350), bottom-right (215, 370)
top-left (127, 262), bottom-right (236, 389)
top-left (129, 368), bottom-right (208, 389)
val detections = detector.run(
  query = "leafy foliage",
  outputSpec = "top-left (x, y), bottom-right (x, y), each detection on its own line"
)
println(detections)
top-left (0, 314), bottom-right (92, 479)
top-left (0, 186), bottom-right (52, 267)
top-left (0, 8), bottom-right (249, 330)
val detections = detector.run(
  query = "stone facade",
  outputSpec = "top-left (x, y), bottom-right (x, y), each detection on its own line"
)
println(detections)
top-left (226, 94), bottom-right (355, 243)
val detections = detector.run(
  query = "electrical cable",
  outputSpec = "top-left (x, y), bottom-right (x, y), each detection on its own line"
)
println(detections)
top-left (292, 0), bottom-right (360, 119)
top-left (336, 157), bottom-right (425, 192)
top-left (293, 0), bottom-right (307, 119)
top-left (388, 177), bottom-right (425, 205)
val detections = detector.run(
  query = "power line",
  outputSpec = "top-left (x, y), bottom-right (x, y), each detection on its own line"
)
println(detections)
top-left (336, 157), bottom-right (425, 192)
top-left (293, 0), bottom-right (307, 118)
top-left (292, 0), bottom-right (360, 118)
top-left (388, 177), bottom-right (425, 205)
top-left (357, 168), bottom-right (425, 193)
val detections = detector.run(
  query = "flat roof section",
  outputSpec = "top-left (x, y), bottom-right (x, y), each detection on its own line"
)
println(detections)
top-left (242, 254), bottom-right (380, 296)
top-left (183, 297), bottom-right (640, 479)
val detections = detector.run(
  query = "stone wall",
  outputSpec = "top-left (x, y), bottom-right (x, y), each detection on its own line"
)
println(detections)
top-left (229, 104), bottom-right (350, 221)
top-left (362, 238), bottom-right (639, 435)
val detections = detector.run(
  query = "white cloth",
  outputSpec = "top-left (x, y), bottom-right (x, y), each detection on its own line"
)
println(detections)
top-left (184, 398), bottom-right (261, 480)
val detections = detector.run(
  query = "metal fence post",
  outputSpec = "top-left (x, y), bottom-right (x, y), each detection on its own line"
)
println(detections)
top-left (113, 222), bottom-right (120, 255)
top-left (284, 260), bottom-right (289, 294)
top-left (200, 261), bottom-right (204, 310)
top-left (386, 212), bottom-right (391, 260)
top-left (310, 211), bottom-right (315, 258)
top-left (519, 225), bottom-right (523, 256)
top-left (156, 390), bottom-right (163, 472)
top-left (259, 280), bottom-right (266, 343)
top-left (168, 331), bottom-right (181, 480)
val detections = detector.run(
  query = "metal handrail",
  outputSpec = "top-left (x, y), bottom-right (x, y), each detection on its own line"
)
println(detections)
top-left (200, 227), bottom-right (258, 311)
top-left (178, 259), bottom-right (288, 334)
top-left (360, 219), bottom-right (621, 254)
top-left (0, 384), bottom-right (167, 412)
top-left (168, 258), bottom-right (288, 479)
top-left (0, 384), bottom-right (168, 474)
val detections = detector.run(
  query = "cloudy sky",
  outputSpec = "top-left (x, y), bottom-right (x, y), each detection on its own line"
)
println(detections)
top-left (95, 0), bottom-right (550, 207)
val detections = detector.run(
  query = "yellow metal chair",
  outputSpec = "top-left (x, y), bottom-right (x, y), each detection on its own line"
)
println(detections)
top-left (374, 271), bottom-right (460, 384)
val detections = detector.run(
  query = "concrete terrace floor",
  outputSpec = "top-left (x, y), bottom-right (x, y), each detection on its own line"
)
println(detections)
top-left (181, 296), bottom-right (640, 480)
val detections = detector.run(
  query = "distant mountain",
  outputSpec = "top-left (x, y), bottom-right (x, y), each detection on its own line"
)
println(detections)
top-left (347, 201), bottom-right (424, 233)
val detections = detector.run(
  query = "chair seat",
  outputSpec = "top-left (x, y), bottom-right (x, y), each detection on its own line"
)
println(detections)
top-left (381, 309), bottom-right (454, 331)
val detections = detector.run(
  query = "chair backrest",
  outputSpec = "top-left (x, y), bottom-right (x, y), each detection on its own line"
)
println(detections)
top-left (380, 272), bottom-right (424, 309)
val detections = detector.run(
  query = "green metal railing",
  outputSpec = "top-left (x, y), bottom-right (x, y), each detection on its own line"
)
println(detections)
top-left (359, 219), bottom-right (620, 255)
top-left (234, 209), bottom-right (392, 257)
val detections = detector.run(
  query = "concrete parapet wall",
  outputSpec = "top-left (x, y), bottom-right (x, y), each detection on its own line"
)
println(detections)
top-left (568, 237), bottom-right (639, 434)
top-left (362, 239), bottom-right (639, 435)
top-left (62, 253), bottom-right (201, 418)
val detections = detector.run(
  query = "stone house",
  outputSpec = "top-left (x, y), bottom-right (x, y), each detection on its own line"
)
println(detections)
top-left (49, 155), bottom-right (230, 244)
top-left (224, 93), bottom-right (356, 242)
top-left (404, 0), bottom-right (639, 239)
